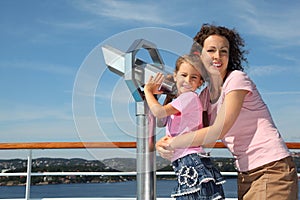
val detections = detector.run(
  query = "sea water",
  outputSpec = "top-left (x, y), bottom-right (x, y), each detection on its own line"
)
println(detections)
top-left (0, 178), bottom-right (298, 199)
top-left (0, 179), bottom-right (237, 198)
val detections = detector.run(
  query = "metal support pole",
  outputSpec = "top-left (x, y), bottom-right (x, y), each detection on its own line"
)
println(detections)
top-left (25, 150), bottom-right (32, 200)
top-left (102, 39), bottom-right (165, 200)
top-left (136, 101), bottom-right (156, 200)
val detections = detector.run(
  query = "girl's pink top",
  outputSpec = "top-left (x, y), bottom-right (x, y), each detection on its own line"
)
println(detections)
top-left (167, 91), bottom-right (206, 162)
top-left (217, 70), bottom-right (290, 172)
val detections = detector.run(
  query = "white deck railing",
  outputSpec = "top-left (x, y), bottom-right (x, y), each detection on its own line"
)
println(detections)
top-left (0, 141), bottom-right (299, 200)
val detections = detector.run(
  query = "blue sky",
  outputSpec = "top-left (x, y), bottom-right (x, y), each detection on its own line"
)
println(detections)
top-left (0, 0), bottom-right (300, 160)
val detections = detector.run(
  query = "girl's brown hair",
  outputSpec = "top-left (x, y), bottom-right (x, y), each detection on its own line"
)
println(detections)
top-left (175, 54), bottom-right (204, 81)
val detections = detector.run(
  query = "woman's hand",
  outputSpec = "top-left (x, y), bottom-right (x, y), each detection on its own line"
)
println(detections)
top-left (155, 136), bottom-right (174, 161)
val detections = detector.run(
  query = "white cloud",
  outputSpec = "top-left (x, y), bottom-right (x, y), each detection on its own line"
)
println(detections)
top-left (38, 19), bottom-right (96, 30)
top-left (262, 91), bottom-right (300, 95)
top-left (71, 0), bottom-right (187, 26)
top-left (248, 63), bottom-right (300, 80)
top-left (0, 104), bottom-right (72, 122)
top-left (0, 61), bottom-right (75, 76)
top-left (248, 64), bottom-right (287, 77)
top-left (233, 1), bottom-right (300, 45)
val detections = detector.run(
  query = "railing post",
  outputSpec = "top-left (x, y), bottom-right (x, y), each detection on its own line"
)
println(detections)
top-left (25, 150), bottom-right (32, 200)
top-left (136, 101), bottom-right (156, 200)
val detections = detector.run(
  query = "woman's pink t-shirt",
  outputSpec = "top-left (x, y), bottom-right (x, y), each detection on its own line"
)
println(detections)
top-left (167, 91), bottom-right (206, 162)
top-left (218, 70), bottom-right (290, 172)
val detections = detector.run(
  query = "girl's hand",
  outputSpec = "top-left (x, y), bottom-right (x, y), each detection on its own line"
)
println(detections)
top-left (155, 136), bottom-right (174, 161)
top-left (144, 72), bottom-right (164, 94)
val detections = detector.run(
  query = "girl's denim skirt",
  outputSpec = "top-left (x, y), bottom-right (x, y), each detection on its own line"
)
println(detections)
top-left (171, 153), bottom-right (225, 200)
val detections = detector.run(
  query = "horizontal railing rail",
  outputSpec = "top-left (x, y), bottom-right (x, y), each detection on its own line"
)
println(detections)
top-left (0, 141), bottom-right (300, 149)
top-left (0, 141), bottom-right (299, 200)
top-left (0, 142), bottom-right (136, 149)
top-left (0, 171), bottom-right (239, 177)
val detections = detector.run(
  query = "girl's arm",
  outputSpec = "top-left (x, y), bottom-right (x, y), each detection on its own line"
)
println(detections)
top-left (144, 73), bottom-right (179, 118)
top-left (169, 89), bottom-right (248, 148)
top-left (157, 94), bottom-right (175, 127)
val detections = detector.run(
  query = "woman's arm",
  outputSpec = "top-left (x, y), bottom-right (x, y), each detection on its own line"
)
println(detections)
top-left (155, 136), bottom-right (174, 160)
top-left (144, 73), bottom-right (179, 118)
top-left (169, 89), bottom-right (248, 148)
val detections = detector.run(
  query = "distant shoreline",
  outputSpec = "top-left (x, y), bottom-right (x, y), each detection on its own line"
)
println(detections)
top-left (0, 155), bottom-right (299, 186)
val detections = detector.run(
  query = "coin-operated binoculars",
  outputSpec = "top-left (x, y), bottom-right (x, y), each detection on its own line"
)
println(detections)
top-left (102, 39), bottom-right (175, 200)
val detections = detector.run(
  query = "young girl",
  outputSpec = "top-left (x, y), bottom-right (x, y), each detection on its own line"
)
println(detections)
top-left (144, 54), bottom-right (225, 200)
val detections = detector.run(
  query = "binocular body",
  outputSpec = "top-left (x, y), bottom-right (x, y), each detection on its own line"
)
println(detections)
top-left (102, 39), bottom-right (177, 102)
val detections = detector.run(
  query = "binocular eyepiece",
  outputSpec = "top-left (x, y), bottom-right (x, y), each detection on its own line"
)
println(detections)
top-left (158, 76), bottom-right (177, 96)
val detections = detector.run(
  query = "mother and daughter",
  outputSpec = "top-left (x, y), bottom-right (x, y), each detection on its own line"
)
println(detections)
top-left (144, 23), bottom-right (298, 200)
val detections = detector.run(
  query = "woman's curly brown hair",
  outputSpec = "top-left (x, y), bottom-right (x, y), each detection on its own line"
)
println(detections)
top-left (193, 23), bottom-right (248, 72)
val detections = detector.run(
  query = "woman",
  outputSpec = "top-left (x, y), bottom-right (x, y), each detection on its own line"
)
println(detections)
top-left (156, 24), bottom-right (298, 200)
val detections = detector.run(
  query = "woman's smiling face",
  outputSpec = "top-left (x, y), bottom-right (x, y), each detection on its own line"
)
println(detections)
top-left (201, 34), bottom-right (229, 80)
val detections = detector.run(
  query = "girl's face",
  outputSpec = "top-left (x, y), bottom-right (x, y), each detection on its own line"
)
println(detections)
top-left (174, 61), bottom-right (203, 95)
top-left (201, 35), bottom-right (229, 80)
